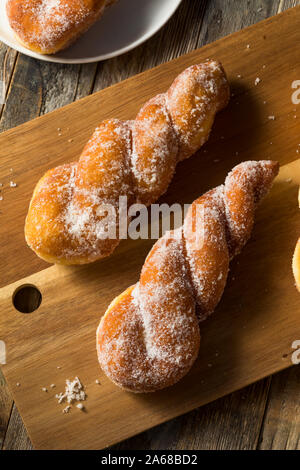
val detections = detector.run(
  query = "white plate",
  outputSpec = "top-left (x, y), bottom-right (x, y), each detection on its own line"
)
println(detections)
top-left (0, 0), bottom-right (183, 64)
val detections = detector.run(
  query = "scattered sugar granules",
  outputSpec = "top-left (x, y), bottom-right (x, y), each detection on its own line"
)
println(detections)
top-left (9, 181), bottom-right (17, 187)
top-left (55, 376), bottom-right (86, 405)
top-left (95, 379), bottom-right (101, 385)
top-left (268, 115), bottom-right (275, 120)
top-left (42, 387), bottom-right (47, 392)
top-left (63, 406), bottom-right (71, 414)
top-left (76, 403), bottom-right (84, 410)
top-left (255, 77), bottom-right (261, 85)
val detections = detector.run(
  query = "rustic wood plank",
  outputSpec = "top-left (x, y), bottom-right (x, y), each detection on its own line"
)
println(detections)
top-left (277, 0), bottom-right (299, 12)
top-left (255, 0), bottom-right (300, 452)
top-left (0, 54), bottom-right (42, 132)
top-left (0, 43), bottom-right (18, 451)
top-left (115, 379), bottom-right (272, 450)
top-left (0, 44), bottom-right (17, 120)
top-left (197, 0), bottom-right (283, 47)
top-left (93, 0), bottom-right (208, 91)
top-left (116, 0), bottom-right (299, 451)
top-left (258, 367), bottom-right (300, 450)
top-left (0, 53), bottom-right (98, 453)
top-left (1, 157), bottom-right (299, 449)
top-left (1, 0), bottom-right (299, 450)
top-left (0, 371), bottom-right (13, 450)
top-left (0, 8), bottom-right (299, 445)
top-left (2, 404), bottom-right (32, 450)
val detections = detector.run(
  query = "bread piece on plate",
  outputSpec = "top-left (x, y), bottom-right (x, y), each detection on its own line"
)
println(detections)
top-left (6, 0), bottom-right (116, 55)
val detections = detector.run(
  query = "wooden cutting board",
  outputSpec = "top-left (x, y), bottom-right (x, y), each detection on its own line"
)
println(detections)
top-left (0, 7), bottom-right (300, 450)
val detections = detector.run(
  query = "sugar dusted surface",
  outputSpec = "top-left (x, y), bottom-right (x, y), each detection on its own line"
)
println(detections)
top-left (26, 60), bottom-right (230, 264)
top-left (6, 0), bottom-right (109, 52)
top-left (97, 160), bottom-right (279, 392)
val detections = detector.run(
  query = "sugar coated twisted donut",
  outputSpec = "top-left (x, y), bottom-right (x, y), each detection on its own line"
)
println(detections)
top-left (6, 0), bottom-right (116, 55)
top-left (25, 60), bottom-right (230, 264)
top-left (96, 160), bottom-right (279, 393)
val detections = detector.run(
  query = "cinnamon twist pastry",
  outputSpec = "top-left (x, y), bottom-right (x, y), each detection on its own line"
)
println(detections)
top-left (96, 160), bottom-right (279, 393)
top-left (25, 60), bottom-right (230, 265)
top-left (6, 0), bottom-right (116, 55)
top-left (292, 187), bottom-right (300, 292)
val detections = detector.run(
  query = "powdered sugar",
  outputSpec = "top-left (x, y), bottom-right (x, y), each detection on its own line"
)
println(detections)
top-left (97, 160), bottom-right (279, 392)
top-left (55, 376), bottom-right (86, 405)
top-left (7, 0), bottom-right (111, 52)
top-left (26, 61), bottom-right (230, 264)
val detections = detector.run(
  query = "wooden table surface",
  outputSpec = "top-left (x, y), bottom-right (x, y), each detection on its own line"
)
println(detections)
top-left (0, 0), bottom-right (299, 450)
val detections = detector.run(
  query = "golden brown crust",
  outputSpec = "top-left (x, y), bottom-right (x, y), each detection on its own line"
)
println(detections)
top-left (25, 119), bottom-right (132, 264)
top-left (292, 187), bottom-right (300, 292)
top-left (293, 239), bottom-right (300, 292)
top-left (25, 60), bottom-right (230, 265)
top-left (6, 0), bottom-right (114, 55)
top-left (96, 160), bottom-right (279, 393)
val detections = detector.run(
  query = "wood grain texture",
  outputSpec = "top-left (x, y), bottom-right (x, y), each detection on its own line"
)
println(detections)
top-left (258, 367), bottom-right (300, 449)
top-left (114, 0), bottom-right (300, 452)
top-left (0, 0), bottom-right (299, 451)
top-left (114, 378), bottom-right (272, 450)
top-left (1, 404), bottom-right (32, 451)
top-left (0, 370), bottom-right (13, 449)
top-left (0, 6), bottom-right (299, 449)
top-left (0, 158), bottom-right (299, 450)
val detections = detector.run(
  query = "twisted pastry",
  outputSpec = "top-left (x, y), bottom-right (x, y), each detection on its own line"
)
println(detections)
top-left (96, 160), bottom-right (279, 393)
top-left (25, 60), bottom-right (229, 265)
top-left (6, 0), bottom-right (116, 55)
top-left (292, 187), bottom-right (300, 292)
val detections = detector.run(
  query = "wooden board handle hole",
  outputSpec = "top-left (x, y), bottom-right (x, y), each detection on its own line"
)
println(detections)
top-left (12, 284), bottom-right (42, 313)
